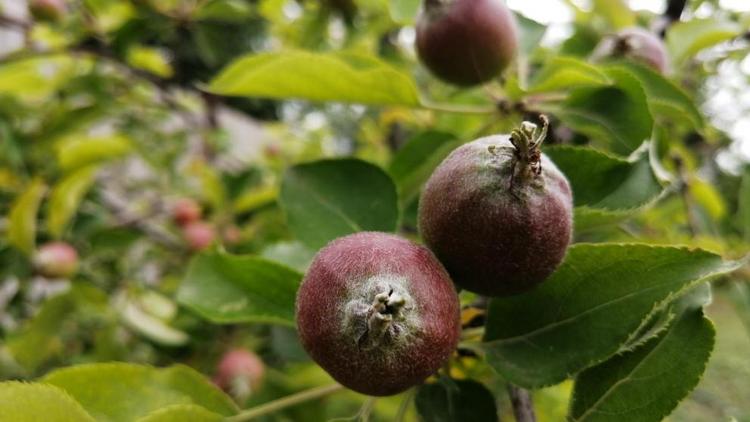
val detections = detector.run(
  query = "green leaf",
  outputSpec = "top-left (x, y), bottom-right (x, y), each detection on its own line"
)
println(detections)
top-left (738, 166), bottom-right (750, 242)
top-left (7, 179), bottom-right (46, 255)
top-left (136, 405), bottom-right (223, 422)
top-left (612, 62), bottom-right (703, 130)
top-left (208, 51), bottom-right (420, 106)
top-left (515, 12), bottom-right (547, 57)
top-left (119, 300), bottom-right (190, 347)
top-left (42, 363), bottom-right (238, 422)
top-left (569, 309), bottom-right (714, 422)
top-left (0, 55), bottom-right (93, 101)
top-left (7, 284), bottom-right (108, 373)
top-left (545, 146), bottom-right (661, 210)
top-left (177, 252), bottom-right (302, 325)
top-left (545, 145), bottom-right (663, 231)
top-left (667, 18), bottom-right (742, 63)
top-left (126, 46), bottom-right (174, 78)
top-left (389, 0), bottom-right (420, 24)
top-left (56, 134), bottom-right (133, 172)
top-left (592, 0), bottom-right (635, 29)
top-left (47, 165), bottom-right (98, 238)
top-left (482, 244), bottom-right (738, 388)
top-left (528, 57), bottom-right (611, 94)
top-left (550, 68), bottom-right (653, 156)
top-left (194, 0), bottom-right (253, 22)
top-left (260, 241), bottom-right (316, 273)
top-left (415, 379), bottom-right (498, 422)
top-left (388, 131), bottom-right (460, 204)
top-left (279, 159), bottom-right (399, 249)
top-left (0, 382), bottom-right (96, 422)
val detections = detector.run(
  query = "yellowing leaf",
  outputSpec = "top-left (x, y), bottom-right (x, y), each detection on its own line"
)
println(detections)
top-left (47, 166), bottom-right (98, 238)
top-left (8, 179), bottom-right (47, 255)
top-left (56, 135), bottom-right (133, 171)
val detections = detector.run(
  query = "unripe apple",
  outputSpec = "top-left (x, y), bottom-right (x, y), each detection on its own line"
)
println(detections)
top-left (595, 27), bottom-right (669, 74)
top-left (296, 232), bottom-right (460, 396)
top-left (29, 0), bottom-right (66, 22)
top-left (183, 221), bottom-right (215, 251)
top-left (213, 349), bottom-right (265, 400)
top-left (171, 198), bottom-right (202, 227)
top-left (416, 0), bottom-right (519, 86)
top-left (34, 241), bottom-right (78, 278)
top-left (419, 116), bottom-right (573, 296)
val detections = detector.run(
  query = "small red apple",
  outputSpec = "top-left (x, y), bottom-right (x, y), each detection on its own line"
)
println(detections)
top-left (183, 221), bottom-right (215, 251)
top-left (171, 198), bottom-right (202, 227)
top-left (213, 349), bottom-right (265, 400)
top-left (34, 241), bottom-right (78, 278)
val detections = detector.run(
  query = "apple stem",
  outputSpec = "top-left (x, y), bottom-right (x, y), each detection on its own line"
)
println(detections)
top-left (508, 115), bottom-right (549, 189)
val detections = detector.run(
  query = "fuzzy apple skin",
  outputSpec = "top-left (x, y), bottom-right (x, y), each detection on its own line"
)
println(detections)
top-left (295, 232), bottom-right (460, 396)
top-left (416, 0), bottom-right (518, 86)
top-left (34, 241), bottom-right (78, 278)
top-left (172, 198), bottom-right (202, 227)
top-left (183, 221), bottom-right (215, 251)
top-left (29, 0), bottom-right (66, 22)
top-left (617, 28), bottom-right (669, 73)
top-left (419, 135), bottom-right (573, 296)
top-left (214, 349), bottom-right (265, 399)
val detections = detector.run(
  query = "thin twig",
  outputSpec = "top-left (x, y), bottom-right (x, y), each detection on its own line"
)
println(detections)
top-left (226, 384), bottom-right (344, 422)
top-left (672, 155), bottom-right (700, 236)
top-left (420, 100), bottom-right (497, 115)
top-left (507, 384), bottom-right (536, 422)
top-left (99, 189), bottom-right (182, 249)
top-left (0, 14), bottom-right (31, 30)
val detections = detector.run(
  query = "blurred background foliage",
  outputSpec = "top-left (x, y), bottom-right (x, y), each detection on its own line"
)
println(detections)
top-left (0, 0), bottom-right (749, 421)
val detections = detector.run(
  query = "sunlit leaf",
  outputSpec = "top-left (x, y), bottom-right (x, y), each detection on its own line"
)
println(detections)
top-left (56, 135), bottom-right (133, 172)
top-left (136, 405), bottom-right (223, 422)
top-left (126, 46), bottom-right (174, 78)
top-left (209, 51), bottom-right (420, 106)
top-left (0, 382), bottom-right (95, 422)
top-left (7, 179), bottom-right (46, 255)
top-left (592, 0), bottom-right (635, 29)
top-left (667, 18), bottom-right (742, 63)
top-left (389, 0), bottom-right (421, 24)
top-left (0, 56), bottom-right (92, 101)
top-left (43, 363), bottom-right (238, 422)
top-left (47, 165), bottom-right (98, 238)
top-left (528, 57), bottom-right (611, 93)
